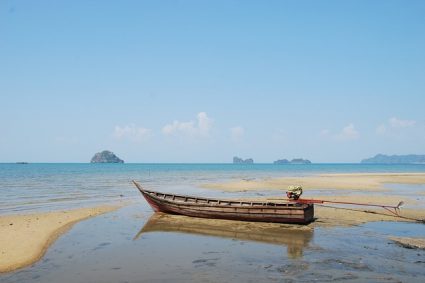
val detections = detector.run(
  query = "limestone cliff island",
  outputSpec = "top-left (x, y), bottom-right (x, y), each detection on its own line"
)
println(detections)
top-left (90, 150), bottom-right (124, 163)
top-left (274, 158), bottom-right (311, 164)
top-left (233, 156), bottom-right (254, 164)
top-left (361, 154), bottom-right (425, 164)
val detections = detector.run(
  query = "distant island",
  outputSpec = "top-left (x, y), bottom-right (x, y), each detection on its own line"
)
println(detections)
top-left (233, 156), bottom-right (254, 164)
top-left (90, 150), bottom-right (124, 163)
top-left (361, 154), bottom-right (425, 164)
top-left (274, 158), bottom-right (311, 164)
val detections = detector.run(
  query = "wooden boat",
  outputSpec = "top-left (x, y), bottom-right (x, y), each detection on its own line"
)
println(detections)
top-left (132, 181), bottom-right (314, 224)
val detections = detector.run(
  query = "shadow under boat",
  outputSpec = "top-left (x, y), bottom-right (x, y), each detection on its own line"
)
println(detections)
top-left (135, 213), bottom-right (314, 259)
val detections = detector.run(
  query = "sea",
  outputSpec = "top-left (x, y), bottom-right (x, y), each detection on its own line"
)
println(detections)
top-left (2, 163), bottom-right (425, 214)
top-left (1, 163), bottom-right (425, 282)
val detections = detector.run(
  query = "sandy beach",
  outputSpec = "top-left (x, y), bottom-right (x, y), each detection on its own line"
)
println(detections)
top-left (245, 195), bottom-right (425, 227)
top-left (0, 205), bottom-right (122, 273)
top-left (202, 173), bottom-right (425, 191)
top-left (202, 172), bottom-right (425, 228)
top-left (203, 173), bottom-right (425, 254)
top-left (1, 171), bottom-right (424, 277)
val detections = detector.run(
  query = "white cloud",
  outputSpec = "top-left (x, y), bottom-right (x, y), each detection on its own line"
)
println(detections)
top-left (376, 117), bottom-right (416, 135)
top-left (113, 124), bottom-right (152, 142)
top-left (162, 121), bottom-right (194, 135)
top-left (322, 123), bottom-right (359, 141)
top-left (335, 123), bottom-right (359, 141)
top-left (389, 117), bottom-right (416, 128)
top-left (197, 112), bottom-right (213, 137)
top-left (230, 126), bottom-right (244, 142)
top-left (162, 112), bottom-right (213, 138)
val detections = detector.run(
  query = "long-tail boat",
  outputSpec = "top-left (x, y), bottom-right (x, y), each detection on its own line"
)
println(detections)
top-left (132, 181), bottom-right (314, 224)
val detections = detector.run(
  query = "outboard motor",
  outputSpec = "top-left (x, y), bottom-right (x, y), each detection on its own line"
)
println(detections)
top-left (287, 185), bottom-right (303, 200)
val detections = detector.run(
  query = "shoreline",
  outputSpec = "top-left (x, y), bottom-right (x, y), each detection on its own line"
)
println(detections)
top-left (2, 172), bottom-right (424, 274)
top-left (0, 205), bottom-right (123, 273)
top-left (201, 172), bottom-right (425, 191)
top-left (201, 172), bottom-right (425, 227)
top-left (218, 195), bottom-right (425, 227)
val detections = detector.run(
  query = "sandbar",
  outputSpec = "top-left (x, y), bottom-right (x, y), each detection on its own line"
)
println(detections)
top-left (0, 205), bottom-right (121, 273)
top-left (390, 237), bottom-right (425, 250)
top-left (202, 173), bottom-right (425, 191)
top-left (202, 173), bottom-right (425, 227)
top-left (231, 194), bottom-right (425, 227)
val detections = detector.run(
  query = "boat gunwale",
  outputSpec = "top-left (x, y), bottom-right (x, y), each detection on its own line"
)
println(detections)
top-left (132, 181), bottom-right (314, 224)
top-left (141, 188), bottom-right (311, 210)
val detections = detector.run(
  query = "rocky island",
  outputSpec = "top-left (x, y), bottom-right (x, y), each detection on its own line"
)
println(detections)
top-left (233, 156), bottom-right (254, 164)
top-left (361, 154), bottom-right (425, 164)
top-left (274, 158), bottom-right (311, 164)
top-left (90, 150), bottom-right (124, 163)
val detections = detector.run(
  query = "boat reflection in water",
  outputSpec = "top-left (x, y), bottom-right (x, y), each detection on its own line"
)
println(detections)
top-left (135, 213), bottom-right (313, 259)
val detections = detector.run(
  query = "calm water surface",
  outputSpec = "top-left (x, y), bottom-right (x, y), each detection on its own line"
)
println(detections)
top-left (1, 163), bottom-right (425, 214)
top-left (1, 204), bottom-right (424, 283)
top-left (1, 163), bottom-right (424, 282)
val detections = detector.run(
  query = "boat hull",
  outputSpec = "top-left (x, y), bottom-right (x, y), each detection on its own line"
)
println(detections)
top-left (134, 181), bottom-right (314, 224)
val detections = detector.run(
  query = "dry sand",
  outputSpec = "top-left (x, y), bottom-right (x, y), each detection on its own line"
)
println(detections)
top-left (202, 173), bottom-right (425, 191)
top-left (0, 205), bottom-right (121, 273)
top-left (390, 237), bottom-right (425, 250)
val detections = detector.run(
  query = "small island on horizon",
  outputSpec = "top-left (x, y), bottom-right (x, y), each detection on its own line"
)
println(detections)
top-left (233, 156), bottom-right (254, 164)
top-left (90, 150), bottom-right (124, 163)
top-left (361, 154), bottom-right (425, 164)
top-left (232, 156), bottom-right (312, 164)
top-left (274, 158), bottom-right (312, 164)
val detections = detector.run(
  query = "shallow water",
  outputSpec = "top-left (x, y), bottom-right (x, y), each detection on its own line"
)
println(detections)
top-left (1, 163), bottom-right (425, 282)
top-left (1, 203), bottom-right (424, 283)
top-left (1, 163), bottom-right (425, 214)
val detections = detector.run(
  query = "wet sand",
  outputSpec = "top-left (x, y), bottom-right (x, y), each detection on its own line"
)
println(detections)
top-left (1, 204), bottom-right (424, 283)
top-left (258, 194), bottom-right (424, 227)
top-left (2, 172), bottom-right (425, 277)
top-left (390, 237), bottom-right (425, 249)
top-left (0, 205), bottom-right (122, 273)
top-left (140, 194), bottom-right (425, 253)
top-left (201, 173), bottom-right (425, 248)
top-left (202, 172), bottom-right (425, 191)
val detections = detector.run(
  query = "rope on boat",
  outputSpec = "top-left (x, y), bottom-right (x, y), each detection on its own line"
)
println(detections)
top-left (316, 204), bottom-right (425, 224)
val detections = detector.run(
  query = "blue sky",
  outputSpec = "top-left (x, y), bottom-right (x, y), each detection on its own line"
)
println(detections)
top-left (1, 0), bottom-right (424, 162)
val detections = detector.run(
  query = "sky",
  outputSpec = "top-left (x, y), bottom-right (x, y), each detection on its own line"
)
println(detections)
top-left (1, 0), bottom-right (424, 163)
